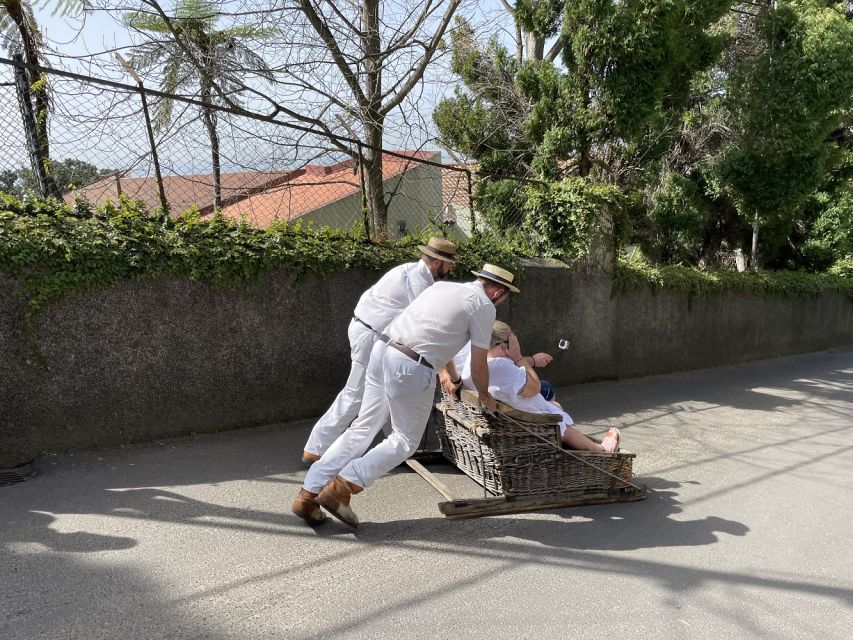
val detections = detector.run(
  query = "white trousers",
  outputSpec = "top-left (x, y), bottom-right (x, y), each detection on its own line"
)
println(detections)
top-left (303, 319), bottom-right (377, 456)
top-left (303, 340), bottom-right (436, 493)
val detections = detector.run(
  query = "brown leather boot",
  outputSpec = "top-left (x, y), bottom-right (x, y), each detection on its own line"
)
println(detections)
top-left (291, 488), bottom-right (327, 526)
top-left (316, 476), bottom-right (363, 529)
top-left (301, 450), bottom-right (321, 464)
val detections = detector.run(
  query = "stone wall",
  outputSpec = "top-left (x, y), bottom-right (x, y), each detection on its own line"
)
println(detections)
top-left (2, 264), bottom-right (851, 466)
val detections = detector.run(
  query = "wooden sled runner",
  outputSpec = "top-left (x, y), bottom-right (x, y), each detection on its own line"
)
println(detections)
top-left (411, 389), bottom-right (648, 519)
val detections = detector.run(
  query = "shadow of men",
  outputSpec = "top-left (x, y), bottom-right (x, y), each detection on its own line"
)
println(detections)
top-left (1, 511), bottom-right (137, 554)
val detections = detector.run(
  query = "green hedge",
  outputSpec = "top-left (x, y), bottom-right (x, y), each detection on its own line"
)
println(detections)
top-left (614, 260), bottom-right (853, 302)
top-left (3, 192), bottom-right (849, 331)
top-left (0, 193), bottom-right (521, 327)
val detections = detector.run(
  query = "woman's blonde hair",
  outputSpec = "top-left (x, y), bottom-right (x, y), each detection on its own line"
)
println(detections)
top-left (490, 321), bottom-right (512, 349)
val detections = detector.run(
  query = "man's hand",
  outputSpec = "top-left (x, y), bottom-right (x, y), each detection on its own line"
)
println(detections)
top-left (439, 368), bottom-right (461, 395)
top-left (479, 391), bottom-right (497, 414)
top-left (531, 352), bottom-right (553, 368)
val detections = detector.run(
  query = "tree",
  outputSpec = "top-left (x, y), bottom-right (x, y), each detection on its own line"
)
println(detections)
top-left (0, 158), bottom-right (115, 196)
top-left (291, 0), bottom-right (466, 237)
top-left (125, 0), bottom-right (274, 209)
top-left (435, 0), bottom-right (731, 259)
top-left (131, 0), bottom-right (465, 238)
top-left (499, 0), bottom-right (565, 63)
top-left (438, 0), bottom-right (732, 181)
top-left (1, 0), bottom-right (90, 197)
top-left (708, 0), bottom-right (853, 268)
top-left (775, 122), bottom-right (853, 270)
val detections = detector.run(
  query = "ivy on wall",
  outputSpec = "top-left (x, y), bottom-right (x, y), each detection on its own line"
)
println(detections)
top-left (0, 194), bottom-right (521, 329)
top-left (613, 260), bottom-right (853, 302)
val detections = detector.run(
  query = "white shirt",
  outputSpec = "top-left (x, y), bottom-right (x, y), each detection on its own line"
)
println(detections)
top-left (353, 260), bottom-right (434, 332)
top-left (453, 341), bottom-right (471, 378)
top-left (463, 356), bottom-right (573, 433)
top-left (387, 280), bottom-right (496, 370)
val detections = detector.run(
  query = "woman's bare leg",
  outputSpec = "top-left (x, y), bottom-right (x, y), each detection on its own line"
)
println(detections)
top-left (561, 427), bottom-right (604, 451)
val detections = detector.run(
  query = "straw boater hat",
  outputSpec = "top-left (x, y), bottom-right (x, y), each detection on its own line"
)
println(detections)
top-left (419, 237), bottom-right (457, 263)
top-left (471, 263), bottom-right (520, 293)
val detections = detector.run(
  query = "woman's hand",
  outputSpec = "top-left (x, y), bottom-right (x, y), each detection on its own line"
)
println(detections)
top-left (506, 332), bottom-right (523, 363)
top-left (531, 352), bottom-right (553, 368)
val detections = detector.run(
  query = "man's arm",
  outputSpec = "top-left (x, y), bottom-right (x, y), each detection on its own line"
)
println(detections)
top-left (470, 346), bottom-right (496, 413)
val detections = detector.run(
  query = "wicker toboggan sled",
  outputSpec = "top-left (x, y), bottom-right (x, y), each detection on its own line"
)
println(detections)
top-left (414, 388), bottom-right (647, 519)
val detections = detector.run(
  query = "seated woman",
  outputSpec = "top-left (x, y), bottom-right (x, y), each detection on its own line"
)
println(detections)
top-left (451, 340), bottom-right (556, 401)
top-left (458, 321), bottom-right (620, 453)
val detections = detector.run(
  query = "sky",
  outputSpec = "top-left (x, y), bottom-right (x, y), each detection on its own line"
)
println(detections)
top-left (2, 1), bottom-right (519, 177)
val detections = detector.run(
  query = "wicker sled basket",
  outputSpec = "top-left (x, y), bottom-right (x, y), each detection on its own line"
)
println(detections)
top-left (433, 389), bottom-right (636, 498)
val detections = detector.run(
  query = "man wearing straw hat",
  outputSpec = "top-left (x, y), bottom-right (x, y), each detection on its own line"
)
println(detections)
top-left (292, 263), bottom-right (520, 528)
top-left (301, 237), bottom-right (458, 464)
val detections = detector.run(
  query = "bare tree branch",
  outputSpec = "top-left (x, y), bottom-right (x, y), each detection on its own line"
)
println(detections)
top-left (379, 0), bottom-right (462, 115)
top-left (297, 0), bottom-right (367, 107)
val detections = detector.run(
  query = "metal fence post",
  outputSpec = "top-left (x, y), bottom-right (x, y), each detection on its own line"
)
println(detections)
top-left (465, 168), bottom-right (476, 234)
top-left (12, 54), bottom-right (51, 197)
top-left (115, 53), bottom-right (169, 215)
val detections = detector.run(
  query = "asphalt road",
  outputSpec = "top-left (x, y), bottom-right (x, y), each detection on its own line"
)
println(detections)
top-left (2, 347), bottom-right (852, 639)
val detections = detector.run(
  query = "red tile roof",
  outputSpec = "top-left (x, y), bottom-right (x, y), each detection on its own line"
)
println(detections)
top-left (64, 169), bottom-right (302, 216)
top-left (216, 151), bottom-right (439, 228)
top-left (64, 151), bottom-right (454, 229)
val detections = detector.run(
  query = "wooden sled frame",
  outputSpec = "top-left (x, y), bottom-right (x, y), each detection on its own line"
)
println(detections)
top-left (410, 389), bottom-right (648, 519)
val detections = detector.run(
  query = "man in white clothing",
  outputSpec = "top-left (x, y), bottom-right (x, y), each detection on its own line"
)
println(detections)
top-left (301, 237), bottom-right (457, 464)
top-left (292, 264), bottom-right (520, 528)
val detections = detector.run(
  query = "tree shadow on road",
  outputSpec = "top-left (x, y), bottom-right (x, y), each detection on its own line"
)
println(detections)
top-left (355, 476), bottom-right (747, 551)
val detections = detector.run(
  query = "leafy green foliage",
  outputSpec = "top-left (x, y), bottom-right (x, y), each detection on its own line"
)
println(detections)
top-left (711, 1), bottom-right (853, 229)
top-left (473, 178), bottom-right (528, 232)
top-left (125, 0), bottom-right (274, 131)
top-left (514, 0), bottom-right (563, 41)
top-left (450, 231), bottom-right (522, 283)
top-left (638, 173), bottom-right (711, 264)
top-left (0, 194), bottom-right (524, 341)
top-left (0, 158), bottom-right (115, 196)
top-left (435, 0), bottom-right (732, 263)
top-left (435, 1), bottom-right (852, 271)
top-left (613, 259), bottom-right (853, 302)
top-left (786, 143), bottom-right (853, 272)
top-left (562, 0), bottom-right (731, 143)
top-left (829, 256), bottom-right (853, 278)
top-left (524, 177), bottom-right (622, 262)
top-left (433, 18), bottom-right (530, 179)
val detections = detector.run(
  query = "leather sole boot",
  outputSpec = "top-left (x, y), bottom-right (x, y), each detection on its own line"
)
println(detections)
top-left (291, 489), bottom-right (327, 526)
top-left (316, 476), bottom-right (363, 529)
top-left (301, 450), bottom-right (321, 464)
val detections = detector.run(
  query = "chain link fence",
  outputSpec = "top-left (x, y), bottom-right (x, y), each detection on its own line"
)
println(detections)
top-left (0, 57), bottom-right (535, 240)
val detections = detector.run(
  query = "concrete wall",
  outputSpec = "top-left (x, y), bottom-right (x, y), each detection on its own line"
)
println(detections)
top-left (2, 264), bottom-right (851, 466)
top-left (501, 264), bottom-right (853, 383)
